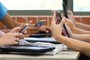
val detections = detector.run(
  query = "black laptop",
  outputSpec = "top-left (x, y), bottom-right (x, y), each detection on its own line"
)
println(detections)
top-left (0, 41), bottom-right (55, 54)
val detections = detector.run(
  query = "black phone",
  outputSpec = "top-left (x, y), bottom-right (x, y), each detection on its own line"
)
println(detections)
top-left (55, 10), bottom-right (70, 37)
top-left (19, 24), bottom-right (30, 33)
top-left (35, 20), bottom-right (45, 27)
top-left (62, 2), bottom-right (68, 18)
top-left (56, 11), bottom-right (62, 24)
top-left (62, 2), bottom-right (70, 37)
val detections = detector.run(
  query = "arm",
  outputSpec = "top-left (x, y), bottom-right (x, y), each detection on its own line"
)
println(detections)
top-left (67, 10), bottom-right (90, 31)
top-left (65, 25), bottom-right (90, 42)
top-left (72, 26), bottom-right (90, 34)
top-left (75, 22), bottom-right (90, 31)
top-left (71, 33), bottom-right (90, 42)
top-left (65, 17), bottom-right (90, 34)
top-left (1, 13), bottom-right (19, 28)
top-left (54, 35), bottom-right (90, 57)
top-left (0, 2), bottom-right (20, 28)
top-left (50, 14), bottom-right (90, 57)
top-left (0, 27), bottom-right (24, 46)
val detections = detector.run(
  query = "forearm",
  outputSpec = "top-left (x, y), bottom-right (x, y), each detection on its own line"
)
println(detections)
top-left (1, 14), bottom-right (19, 28)
top-left (72, 26), bottom-right (90, 34)
top-left (53, 35), bottom-right (90, 57)
top-left (71, 34), bottom-right (90, 42)
top-left (65, 26), bottom-right (90, 42)
top-left (75, 22), bottom-right (90, 31)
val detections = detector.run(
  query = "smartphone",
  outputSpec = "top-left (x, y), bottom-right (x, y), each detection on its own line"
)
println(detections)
top-left (55, 11), bottom-right (70, 37)
top-left (56, 11), bottom-right (62, 24)
top-left (35, 20), bottom-right (45, 27)
top-left (19, 24), bottom-right (30, 33)
top-left (62, 3), bottom-right (68, 18)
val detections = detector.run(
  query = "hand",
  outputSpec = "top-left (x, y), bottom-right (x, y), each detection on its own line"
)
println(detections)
top-left (39, 25), bottom-right (50, 33)
top-left (0, 33), bottom-right (24, 46)
top-left (50, 11), bottom-right (64, 36)
top-left (0, 27), bottom-right (24, 46)
top-left (67, 10), bottom-right (74, 17)
top-left (64, 17), bottom-right (75, 30)
top-left (11, 25), bottom-right (27, 34)
top-left (67, 10), bottom-right (76, 24)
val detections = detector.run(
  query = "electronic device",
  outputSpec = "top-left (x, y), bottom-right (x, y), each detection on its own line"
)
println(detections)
top-left (55, 10), bottom-right (70, 37)
top-left (62, 2), bottom-right (70, 37)
top-left (35, 20), bottom-right (46, 27)
top-left (62, 2), bottom-right (68, 18)
top-left (0, 42), bottom-right (55, 54)
top-left (33, 20), bottom-right (52, 37)
top-left (19, 24), bottom-right (30, 33)
top-left (56, 11), bottom-right (62, 24)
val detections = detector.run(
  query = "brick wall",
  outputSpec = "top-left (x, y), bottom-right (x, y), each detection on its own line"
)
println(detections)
top-left (0, 15), bottom-right (90, 29)
top-left (74, 16), bottom-right (90, 25)
top-left (0, 16), bottom-right (53, 29)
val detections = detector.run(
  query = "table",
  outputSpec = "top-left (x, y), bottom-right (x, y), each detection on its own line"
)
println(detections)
top-left (0, 51), bottom-right (80, 60)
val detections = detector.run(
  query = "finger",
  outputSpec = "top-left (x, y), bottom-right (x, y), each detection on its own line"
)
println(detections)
top-left (12, 38), bottom-right (20, 45)
top-left (58, 18), bottom-right (65, 27)
top-left (22, 31), bottom-right (27, 34)
top-left (62, 17), bottom-right (68, 23)
top-left (13, 41), bottom-right (19, 45)
top-left (20, 24), bottom-right (25, 28)
top-left (14, 33), bottom-right (24, 38)
top-left (10, 27), bottom-right (21, 33)
top-left (51, 11), bottom-right (56, 24)
top-left (15, 38), bottom-right (20, 42)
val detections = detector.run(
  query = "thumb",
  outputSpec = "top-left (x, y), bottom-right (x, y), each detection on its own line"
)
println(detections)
top-left (59, 17), bottom-right (65, 26)
top-left (10, 27), bottom-right (21, 33)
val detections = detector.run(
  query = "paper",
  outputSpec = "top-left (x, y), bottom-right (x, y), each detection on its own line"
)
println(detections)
top-left (44, 44), bottom-right (67, 55)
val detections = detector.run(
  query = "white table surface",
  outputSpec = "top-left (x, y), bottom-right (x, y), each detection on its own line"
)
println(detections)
top-left (0, 51), bottom-right (80, 60)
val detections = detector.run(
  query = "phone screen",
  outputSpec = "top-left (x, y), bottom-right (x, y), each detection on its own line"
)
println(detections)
top-left (35, 20), bottom-right (45, 27)
top-left (56, 11), bottom-right (62, 24)
top-left (19, 24), bottom-right (29, 33)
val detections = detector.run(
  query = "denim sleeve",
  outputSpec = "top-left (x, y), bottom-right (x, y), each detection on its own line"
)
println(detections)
top-left (0, 2), bottom-right (7, 20)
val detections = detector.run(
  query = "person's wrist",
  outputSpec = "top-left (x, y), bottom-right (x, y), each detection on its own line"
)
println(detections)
top-left (52, 31), bottom-right (60, 37)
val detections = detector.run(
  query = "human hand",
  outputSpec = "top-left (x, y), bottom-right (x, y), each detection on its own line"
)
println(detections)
top-left (50, 11), bottom-right (64, 37)
top-left (0, 27), bottom-right (24, 46)
top-left (39, 25), bottom-right (51, 33)
top-left (64, 17), bottom-right (75, 30)
top-left (67, 10), bottom-right (74, 16)
top-left (0, 32), bottom-right (24, 46)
